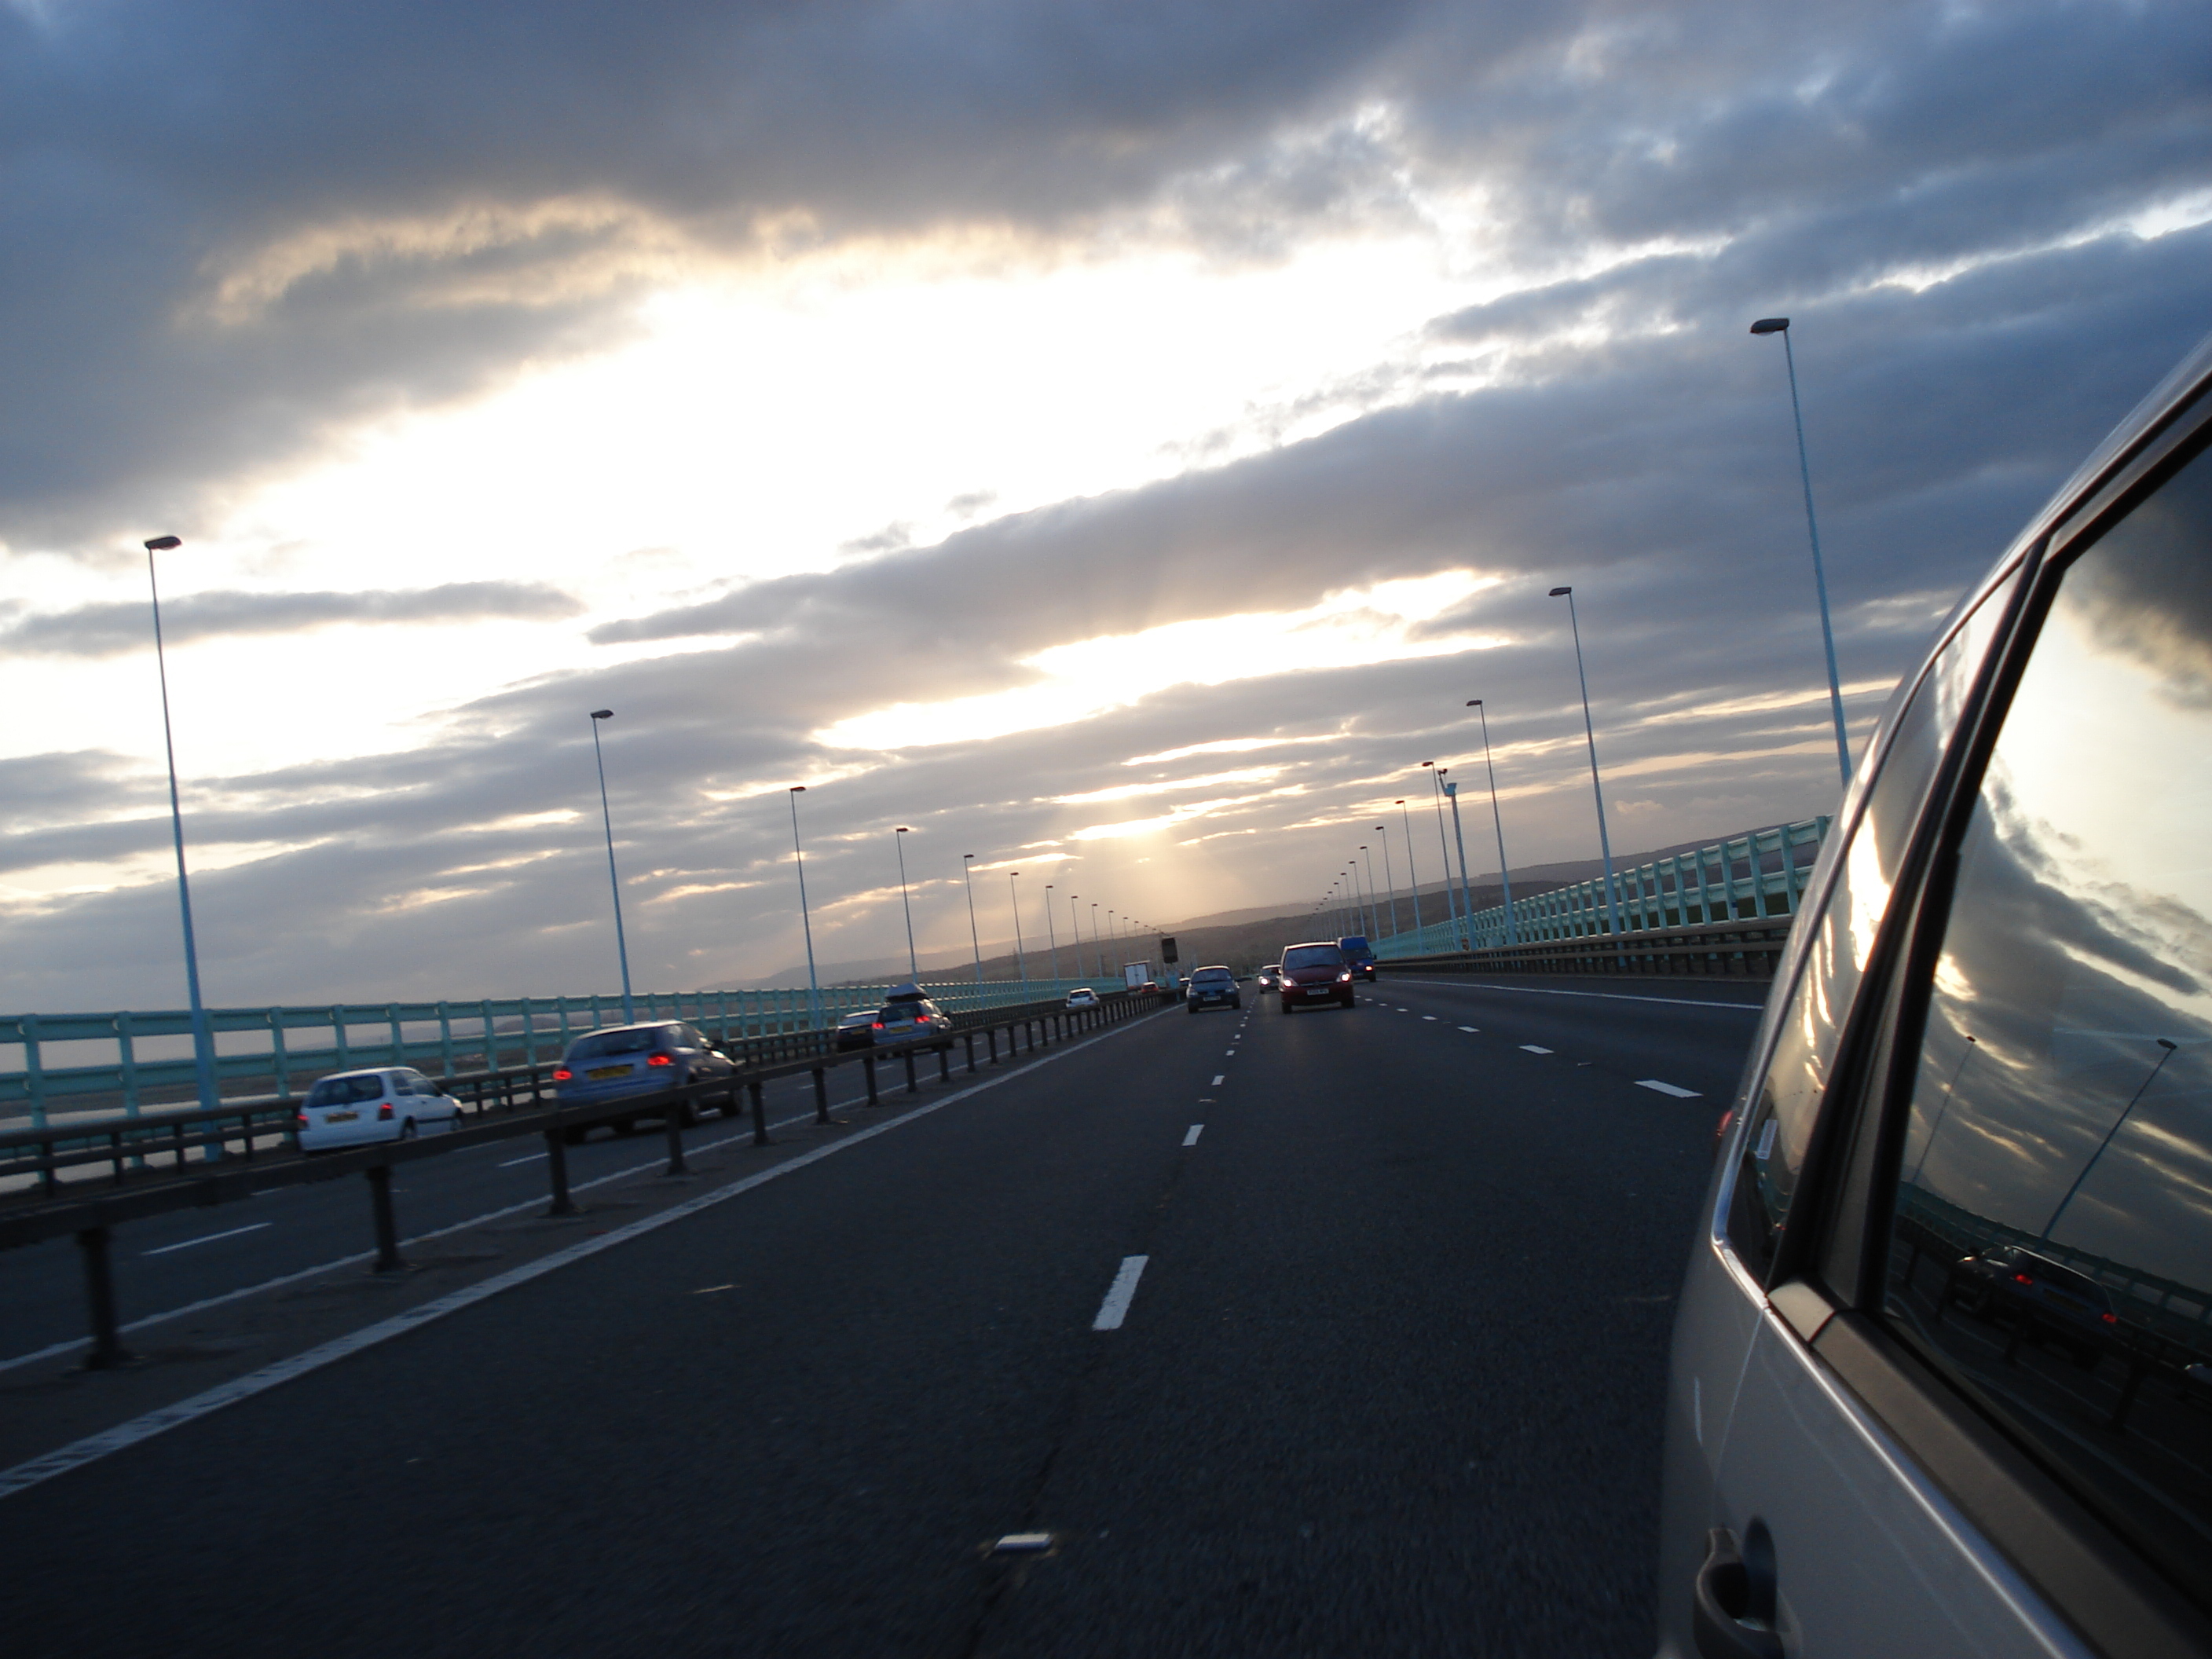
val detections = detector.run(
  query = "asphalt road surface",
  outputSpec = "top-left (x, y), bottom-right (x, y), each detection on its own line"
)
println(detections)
top-left (3, 973), bottom-right (1765, 1658)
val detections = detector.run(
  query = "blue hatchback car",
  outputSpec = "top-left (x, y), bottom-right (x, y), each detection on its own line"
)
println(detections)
top-left (551, 1022), bottom-right (735, 1141)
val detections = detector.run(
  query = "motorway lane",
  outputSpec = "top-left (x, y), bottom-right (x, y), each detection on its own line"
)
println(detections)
top-left (0, 1065), bottom-right (893, 1368)
top-left (5, 983), bottom-right (1760, 1657)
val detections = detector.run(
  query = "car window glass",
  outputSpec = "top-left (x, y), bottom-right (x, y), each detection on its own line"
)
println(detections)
top-left (1283, 946), bottom-right (1342, 970)
top-left (1878, 442), bottom-right (2212, 1596)
top-left (305, 1074), bottom-right (383, 1107)
top-left (566, 1028), bottom-right (657, 1060)
top-left (1724, 569), bottom-right (2019, 1280)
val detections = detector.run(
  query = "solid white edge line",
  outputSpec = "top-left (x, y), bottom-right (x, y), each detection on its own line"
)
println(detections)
top-left (141, 1222), bottom-right (270, 1257)
top-left (1182, 1125), bottom-right (1203, 1147)
top-left (1636, 1079), bottom-right (1703, 1098)
top-left (1091, 1254), bottom-right (1149, 1331)
top-left (1389, 979), bottom-right (1765, 1010)
top-left (0, 1010), bottom-right (1161, 1469)
top-left (1520, 1045), bottom-right (1553, 1054)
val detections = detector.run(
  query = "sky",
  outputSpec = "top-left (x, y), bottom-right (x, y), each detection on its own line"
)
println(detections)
top-left (3, 0), bottom-right (2210, 1012)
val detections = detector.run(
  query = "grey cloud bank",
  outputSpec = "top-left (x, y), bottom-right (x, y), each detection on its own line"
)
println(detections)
top-left (4, 0), bottom-right (2210, 1012)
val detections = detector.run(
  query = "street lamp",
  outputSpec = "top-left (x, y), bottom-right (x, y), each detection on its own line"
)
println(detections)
top-left (788, 786), bottom-right (822, 1031)
top-left (1090, 902), bottom-right (1101, 976)
top-left (961, 854), bottom-right (984, 1005)
top-left (1360, 845), bottom-right (1379, 939)
top-left (1751, 317), bottom-right (1851, 786)
top-left (142, 535), bottom-right (220, 1126)
top-left (1423, 762), bottom-right (1459, 945)
top-left (1044, 883), bottom-right (1060, 983)
top-left (588, 709), bottom-right (636, 1024)
top-left (1549, 587), bottom-right (1625, 942)
top-left (1443, 780), bottom-right (1476, 948)
top-left (892, 827), bottom-right (918, 979)
top-left (1008, 870), bottom-right (1029, 993)
top-left (1397, 798), bottom-right (1424, 937)
top-left (1375, 825), bottom-right (1401, 936)
top-left (2039, 1039), bottom-right (2180, 1244)
top-left (1467, 701), bottom-right (1517, 945)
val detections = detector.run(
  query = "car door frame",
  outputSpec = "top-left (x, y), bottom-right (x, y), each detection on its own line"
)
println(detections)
top-left (1691, 348), bottom-right (2212, 1658)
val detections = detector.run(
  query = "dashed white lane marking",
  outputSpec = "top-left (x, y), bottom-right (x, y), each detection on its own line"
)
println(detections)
top-left (1211, 1074), bottom-right (1225, 1086)
top-left (1092, 1254), bottom-right (1150, 1331)
top-left (0, 1011), bottom-right (1167, 1489)
top-left (497, 1152), bottom-right (548, 1167)
top-left (1636, 1079), bottom-right (1703, 1098)
top-left (1458, 1026), bottom-right (1478, 1033)
top-left (142, 1222), bottom-right (269, 1257)
top-left (1225, 1049), bottom-right (1236, 1056)
top-left (1422, 1016), bottom-right (1437, 1021)
top-left (1183, 1124), bottom-right (1203, 1147)
top-left (1520, 1045), bottom-right (1553, 1055)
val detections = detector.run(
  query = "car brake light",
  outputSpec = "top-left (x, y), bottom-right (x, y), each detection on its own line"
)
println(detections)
top-left (552, 1067), bottom-right (573, 1082)
top-left (295, 1111), bottom-right (308, 1128)
top-left (646, 1053), bottom-right (673, 1067)
top-left (377, 1103), bottom-right (394, 1120)
top-left (2101, 1312), bottom-right (2117, 1323)
top-left (2014, 1273), bottom-right (2034, 1286)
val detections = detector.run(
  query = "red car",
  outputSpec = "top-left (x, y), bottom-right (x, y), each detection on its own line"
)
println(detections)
top-left (1277, 940), bottom-right (1355, 1012)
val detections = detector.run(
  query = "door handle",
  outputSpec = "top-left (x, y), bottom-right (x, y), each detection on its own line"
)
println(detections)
top-left (1694, 1528), bottom-right (1785, 1659)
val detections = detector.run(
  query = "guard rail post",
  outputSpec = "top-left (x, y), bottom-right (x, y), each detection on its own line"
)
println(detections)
top-left (811, 1066), bottom-right (831, 1125)
top-left (987, 1028), bottom-right (999, 1065)
top-left (965, 1033), bottom-right (976, 1073)
top-left (366, 1163), bottom-right (406, 1273)
top-left (76, 1224), bottom-right (131, 1369)
top-left (544, 1127), bottom-right (576, 1216)
top-left (749, 1079), bottom-right (769, 1146)
top-left (937, 1045), bottom-right (952, 1085)
top-left (863, 1057), bottom-right (881, 1106)
top-left (903, 1050), bottom-right (919, 1094)
top-left (663, 1098), bottom-right (689, 1176)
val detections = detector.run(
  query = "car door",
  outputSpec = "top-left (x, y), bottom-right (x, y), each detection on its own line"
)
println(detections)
top-left (1681, 385), bottom-right (2212, 1657)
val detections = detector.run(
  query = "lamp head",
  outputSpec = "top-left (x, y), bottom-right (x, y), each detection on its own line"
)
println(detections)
top-left (963, 852), bottom-right (974, 861)
top-left (144, 535), bottom-right (181, 551)
top-left (1467, 698), bottom-right (1481, 707)
top-left (789, 785), bottom-right (805, 794)
top-left (590, 708), bottom-right (613, 720)
top-left (895, 826), bottom-right (910, 833)
top-left (1749, 317), bottom-right (1789, 335)
top-left (1548, 586), bottom-right (1572, 597)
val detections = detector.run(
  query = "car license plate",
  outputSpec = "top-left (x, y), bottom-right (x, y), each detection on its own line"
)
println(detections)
top-left (324, 1111), bottom-right (357, 1122)
top-left (588, 1064), bottom-right (629, 1080)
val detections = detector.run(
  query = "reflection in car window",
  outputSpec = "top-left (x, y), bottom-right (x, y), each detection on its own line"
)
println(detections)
top-left (1724, 569), bottom-right (2019, 1280)
top-left (1881, 443), bottom-right (2212, 1597)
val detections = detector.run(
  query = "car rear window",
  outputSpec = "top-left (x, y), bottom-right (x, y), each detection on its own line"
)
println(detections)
top-left (566, 1027), bottom-right (670, 1061)
top-left (1283, 945), bottom-right (1342, 970)
top-left (1192, 969), bottom-right (1232, 983)
top-left (306, 1074), bottom-right (386, 1107)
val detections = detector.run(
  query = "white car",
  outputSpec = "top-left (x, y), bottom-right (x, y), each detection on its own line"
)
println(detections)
top-left (1064, 987), bottom-right (1101, 1009)
top-left (295, 1067), bottom-right (465, 1151)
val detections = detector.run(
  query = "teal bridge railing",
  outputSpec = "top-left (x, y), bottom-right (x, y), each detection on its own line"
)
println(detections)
top-left (1, 975), bottom-right (1108, 1130)
top-left (1371, 818), bottom-right (1832, 958)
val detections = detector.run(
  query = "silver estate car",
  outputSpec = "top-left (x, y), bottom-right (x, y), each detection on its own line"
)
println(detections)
top-left (551, 1021), bottom-right (735, 1141)
top-left (1659, 334), bottom-right (2212, 1657)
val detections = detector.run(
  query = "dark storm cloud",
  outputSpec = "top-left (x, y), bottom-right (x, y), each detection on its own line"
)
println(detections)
top-left (0, 580), bottom-right (581, 655)
top-left (2, 0), bottom-right (1442, 549)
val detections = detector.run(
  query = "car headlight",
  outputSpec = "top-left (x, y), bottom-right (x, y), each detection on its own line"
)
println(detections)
top-left (1336, 972), bottom-right (1352, 983)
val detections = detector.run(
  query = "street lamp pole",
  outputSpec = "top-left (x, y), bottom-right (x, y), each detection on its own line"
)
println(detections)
top-left (1549, 587), bottom-right (1625, 943)
top-left (1751, 317), bottom-right (1851, 786)
top-left (1467, 700), bottom-right (1517, 945)
top-left (1423, 762), bottom-right (1459, 945)
top-left (588, 709), bottom-right (636, 1024)
top-left (961, 854), bottom-right (983, 1006)
top-left (2038, 1039), bottom-right (2179, 1244)
top-left (1044, 883), bottom-right (1060, 983)
top-left (788, 786), bottom-right (822, 1031)
top-left (1361, 846), bottom-right (1379, 939)
top-left (893, 827), bottom-right (919, 979)
top-left (1445, 780), bottom-right (1477, 948)
top-left (1375, 825), bottom-right (1401, 937)
top-left (1397, 798), bottom-right (1424, 938)
top-left (142, 536), bottom-right (220, 1126)
top-left (1009, 870), bottom-right (1028, 994)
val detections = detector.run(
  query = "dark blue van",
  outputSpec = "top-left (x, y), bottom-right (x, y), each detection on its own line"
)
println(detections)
top-left (1337, 936), bottom-right (1376, 980)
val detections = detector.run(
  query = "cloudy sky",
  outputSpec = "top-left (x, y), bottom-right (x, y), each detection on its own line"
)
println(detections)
top-left (5, 0), bottom-right (2208, 1012)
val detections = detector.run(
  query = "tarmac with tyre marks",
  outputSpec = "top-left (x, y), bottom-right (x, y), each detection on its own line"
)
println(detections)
top-left (3, 973), bottom-right (1765, 1658)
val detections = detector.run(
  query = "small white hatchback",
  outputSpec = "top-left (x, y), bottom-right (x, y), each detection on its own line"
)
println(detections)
top-left (295, 1067), bottom-right (464, 1151)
